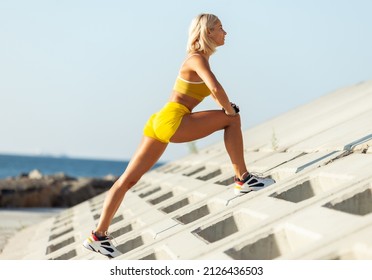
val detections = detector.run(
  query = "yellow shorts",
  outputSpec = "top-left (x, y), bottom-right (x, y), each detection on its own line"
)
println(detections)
top-left (143, 102), bottom-right (190, 143)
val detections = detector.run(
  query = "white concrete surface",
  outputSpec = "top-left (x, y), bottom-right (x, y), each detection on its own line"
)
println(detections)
top-left (1, 80), bottom-right (372, 260)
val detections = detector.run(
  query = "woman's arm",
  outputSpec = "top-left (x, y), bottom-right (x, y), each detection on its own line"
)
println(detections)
top-left (192, 55), bottom-right (237, 115)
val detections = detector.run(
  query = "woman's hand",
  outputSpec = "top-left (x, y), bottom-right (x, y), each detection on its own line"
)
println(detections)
top-left (223, 102), bottom-right (240, 116)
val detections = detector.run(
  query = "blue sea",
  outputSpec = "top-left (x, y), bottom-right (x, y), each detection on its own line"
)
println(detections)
top-left (0, 154), bottom-right (163, 179)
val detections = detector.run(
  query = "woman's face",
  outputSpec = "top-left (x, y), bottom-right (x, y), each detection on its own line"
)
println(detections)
top-left (209, 20), bottom-right (227, 46)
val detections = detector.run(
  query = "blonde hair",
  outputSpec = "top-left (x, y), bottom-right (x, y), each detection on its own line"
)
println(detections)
top-left (187, 14), bottom-right (220, 56)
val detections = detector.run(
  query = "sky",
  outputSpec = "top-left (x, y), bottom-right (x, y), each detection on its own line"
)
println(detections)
top-left (1, 0), bottom-right (372, 162)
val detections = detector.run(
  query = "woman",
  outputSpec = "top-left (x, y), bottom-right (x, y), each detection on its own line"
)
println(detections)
top-left (83, 13), bottom-right (275, 258)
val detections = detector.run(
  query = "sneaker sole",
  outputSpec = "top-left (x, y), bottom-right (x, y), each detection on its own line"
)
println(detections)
top-left (82, 241), bottom-right (118, 258)
top-left (234, 182), bottom-right (275, 194)
top-left (234, 186), bottom-right (250, 195)
top-left (83, 240), bottom-right (96, 252)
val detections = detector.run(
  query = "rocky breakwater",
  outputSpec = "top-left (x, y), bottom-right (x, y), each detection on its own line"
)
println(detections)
top-left (0, 169), bottom-right (116, 208)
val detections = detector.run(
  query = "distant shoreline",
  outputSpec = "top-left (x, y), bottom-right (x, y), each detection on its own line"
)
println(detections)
top-left (0, 153), bottom-right (164, 179)
top-left (0, 152), bottom-right (126, 162)
top-left (0, 153), bottom-right (129, 179)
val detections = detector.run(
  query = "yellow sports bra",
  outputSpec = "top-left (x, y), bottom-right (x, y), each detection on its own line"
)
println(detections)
top-left (173, 76), bottom-right (211, 101)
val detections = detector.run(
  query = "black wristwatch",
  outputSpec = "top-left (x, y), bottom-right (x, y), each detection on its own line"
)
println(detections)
top-left (231, 102), bottom-right (240, 113)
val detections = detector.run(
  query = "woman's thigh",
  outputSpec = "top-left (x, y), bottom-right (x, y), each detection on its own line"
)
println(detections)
top-left (123, 136), bottom-right (168, 182)
top-left (170, 110), bottom-right (240, 143)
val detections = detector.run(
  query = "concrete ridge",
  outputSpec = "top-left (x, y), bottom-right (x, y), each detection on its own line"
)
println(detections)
top-left (1, 80), bottom-right (372, 260)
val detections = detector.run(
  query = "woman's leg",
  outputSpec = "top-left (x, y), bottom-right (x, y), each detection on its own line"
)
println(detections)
top-left (171, 110), bottom-right (248, 180)
top-left (94, 136), bottom-right (168, 235)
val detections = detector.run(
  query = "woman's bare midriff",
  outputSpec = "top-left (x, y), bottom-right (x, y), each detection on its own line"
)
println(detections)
top-left (169, 91), bottom-right (201, 112)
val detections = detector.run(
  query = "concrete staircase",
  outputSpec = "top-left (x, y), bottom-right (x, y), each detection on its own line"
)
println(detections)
top-left (1, 80), bottom-right (372, 260)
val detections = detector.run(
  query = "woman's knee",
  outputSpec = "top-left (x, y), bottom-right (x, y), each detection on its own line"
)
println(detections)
top-left (226, 113), bottom-right (241, 128)
top-left (114, 174), bottom-right (141, 192)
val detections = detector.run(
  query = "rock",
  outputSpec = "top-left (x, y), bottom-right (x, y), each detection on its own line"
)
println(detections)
top-left (104, 174), bottom-right (117, 181)
top-left (45, 172), bottom-right (74, 181)
top-left (28, 169), bottom-right (43, 179)
top-left (0, 173), bottom-right (115, 208)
